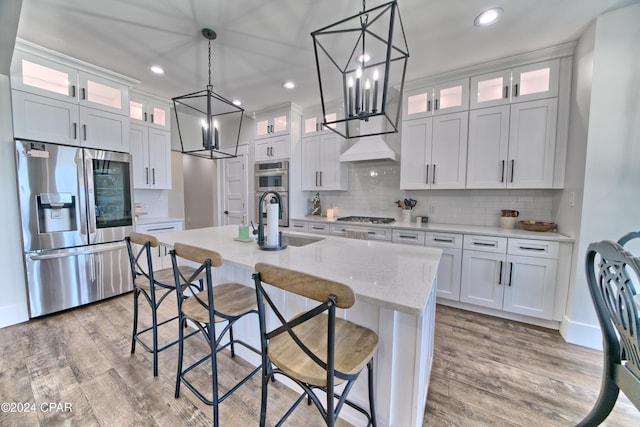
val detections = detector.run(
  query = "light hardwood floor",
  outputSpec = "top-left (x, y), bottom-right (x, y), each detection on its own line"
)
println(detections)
top-left (0, 294), bottom-right (638, 426)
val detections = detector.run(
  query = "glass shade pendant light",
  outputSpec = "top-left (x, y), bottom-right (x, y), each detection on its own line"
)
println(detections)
top-left (173, 28), bottom-right (243, 159)
top-left (311, 0), bottom-right (409, 139)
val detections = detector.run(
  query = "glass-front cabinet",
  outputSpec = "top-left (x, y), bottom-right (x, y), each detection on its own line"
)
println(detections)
top-left (129, 93), bottom-right (170, 131)
top-left (256, 112), bottom-right (289, 139)
top-left (470, 59), bottom-right (559, 109)
top-left (403, 79), bottom-right (469, 120)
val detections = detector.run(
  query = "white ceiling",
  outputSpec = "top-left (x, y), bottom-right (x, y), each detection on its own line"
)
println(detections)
top-left (14, 0), bottom-right (639, 114)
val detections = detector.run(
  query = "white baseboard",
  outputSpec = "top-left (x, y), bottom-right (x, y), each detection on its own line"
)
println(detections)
top-left (559, 315), bottom-right (603, 350)
top-left (0, 303), bottom-right (29, 329)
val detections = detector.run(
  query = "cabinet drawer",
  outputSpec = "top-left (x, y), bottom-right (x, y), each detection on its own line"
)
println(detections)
top-left (508, 239), bottom-right (558, 259)
top-left (331, 224), bottom-right (392, 241)
top-left (392, 229), bottom-right (426, 245)
top-left (425, 232), bottom-right (462, 249)
top-left (136, 221), bottom-right (183, 234)
top-left (289, 221), bottom-right (309, 232)
top-left (463, 235), bottom-right (507, 253)
top-left (308, 223), bottom-right (331, 234)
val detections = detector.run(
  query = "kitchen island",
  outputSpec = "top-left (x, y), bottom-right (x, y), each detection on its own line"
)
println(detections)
top-left (150, 225), bottom-right (441, 427)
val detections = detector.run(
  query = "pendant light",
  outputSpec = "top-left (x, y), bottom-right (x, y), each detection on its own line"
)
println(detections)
top-left (311, 0), bottom-right (409, 139)
top-left (173, 28), bottom-right (243, 159)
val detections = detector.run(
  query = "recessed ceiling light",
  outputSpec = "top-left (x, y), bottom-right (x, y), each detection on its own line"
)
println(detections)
top-left (474, 8), bottom-right (503, 27)
top-left (283, 81), bottom-right (295, 89)
top-left (150, 65), bottom-right (164, 75)
top-left (232, 99), bottom-right (242, 106)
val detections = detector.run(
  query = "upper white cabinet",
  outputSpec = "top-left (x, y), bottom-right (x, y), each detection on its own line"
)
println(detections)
top-left (129, 124), bottom-right (172, 189)
top-left (301, 133), bottom-right (348, 191)
top-left (403, 78), bottom-right (469, 120)
top-left (10, 45), bottom-right (136, 152)
top-left (129, 91), bottom-right (171, 131)
top-left (470, 59), bottom-right (559, 109)
top-left (302, 109), bottom-right (340, 136)
top-left (254, 103), bottom-right (302, 162)
top-left (400, 111), bottom-right (468, 190)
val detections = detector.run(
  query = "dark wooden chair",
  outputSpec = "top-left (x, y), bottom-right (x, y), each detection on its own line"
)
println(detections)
top-left (170, 243), bottom-right (261, 427)
top-left (252, 262), bottom-right (379, 427)
top-left (125, 232), bottom-right (200, 376)
top-left (579, 232), bottom-right (640, 426)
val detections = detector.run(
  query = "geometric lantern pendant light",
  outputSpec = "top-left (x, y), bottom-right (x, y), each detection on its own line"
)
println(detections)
top-left (311, 1), bottom-right (409, 139)
top-left (173, 28), bottom-right (243, 159)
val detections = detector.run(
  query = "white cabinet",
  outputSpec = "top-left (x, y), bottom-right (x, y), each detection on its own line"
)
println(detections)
top-left (255, 134), bottom-right (290, 161)
top-left (400, 111), bottom-right (468, 189)
top-left (330, 224), bottom-right (392, 241)
top-left (11, 49), bottom-right (131, 151)
top-left (130, 92), bottom-right (171, 131)
top-left (403, 79), bottom-right (469, 120)
top-left (255, 111), bottom-right (289, 140)
top-left (289, 220), bottom-right (309, 233)
top-left (130, 124), bottom-right (172, 189)
top-left (467, 99), bottom-right (558, 189)
top-left (460, 235), bottom-right (558, 320)
top-left (470, 59), bottom-right (559, 109)
top-left (303, 109), bottom-right (339, 136)
top-left (392, 229), bottom-right (426, 246)
top-left (425, 232), bottom-right (463, 301)
top-left (135, 220), bottom-right (184, 270)
top-left (302, 133), bottom-right (348, 191)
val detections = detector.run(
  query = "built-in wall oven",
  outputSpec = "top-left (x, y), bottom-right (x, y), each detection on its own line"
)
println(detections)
top-left (255, 160), bottom-right (289, 227)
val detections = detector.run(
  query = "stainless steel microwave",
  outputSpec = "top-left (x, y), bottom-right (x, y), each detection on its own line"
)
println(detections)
top-left (255, 160), bottom-right (288, 193)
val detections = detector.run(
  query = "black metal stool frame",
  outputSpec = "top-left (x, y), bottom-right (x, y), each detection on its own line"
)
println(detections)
top-left (171, 249), bottom-right (261, 426)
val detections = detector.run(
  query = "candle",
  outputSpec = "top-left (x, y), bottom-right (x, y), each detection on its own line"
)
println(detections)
top-left (364, 79), bottom-right (371, 113)
top-left (355, 68), bottom-right (362, 115)
top-left (372, 69), bottom-right (379, 113)
top-left (201, 119), bottom-right (208, 148)
top-left (348, 77), bottom-right (354, 117)
top-left (213, 120), bottom-right (219, 149)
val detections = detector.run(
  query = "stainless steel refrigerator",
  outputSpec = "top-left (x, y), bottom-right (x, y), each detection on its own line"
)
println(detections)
top-left (15, 140), bottom-right (134, 317)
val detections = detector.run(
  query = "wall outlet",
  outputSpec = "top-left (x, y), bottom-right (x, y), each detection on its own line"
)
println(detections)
top-left (430, 204), bottom-right (436, 215)
top-left (569, 192), bottom-right (575, 207)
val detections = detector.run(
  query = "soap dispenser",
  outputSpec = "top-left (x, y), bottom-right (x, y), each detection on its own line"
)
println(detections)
top-left (239, 215), bottom-right (250, 240)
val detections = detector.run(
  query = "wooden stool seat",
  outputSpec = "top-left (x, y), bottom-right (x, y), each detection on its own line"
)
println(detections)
top-left (181, 283), bottom-right (257, 323)
top-left (269, 314), bottom-right (378, 387)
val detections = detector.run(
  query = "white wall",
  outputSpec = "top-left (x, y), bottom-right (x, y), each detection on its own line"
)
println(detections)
top-left (562, 2), bottom-right (640, 348)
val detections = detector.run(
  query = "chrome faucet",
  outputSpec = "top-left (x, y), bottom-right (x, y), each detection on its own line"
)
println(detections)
top-left (257, 191), bottom-right (282, 247)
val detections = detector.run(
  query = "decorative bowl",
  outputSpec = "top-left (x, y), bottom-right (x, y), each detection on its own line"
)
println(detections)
top-left (519, 220), bottom-right (555, 232)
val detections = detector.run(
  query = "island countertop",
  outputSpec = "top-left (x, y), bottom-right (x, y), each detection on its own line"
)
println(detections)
top-left (150, 225), bottom-right (441, 316)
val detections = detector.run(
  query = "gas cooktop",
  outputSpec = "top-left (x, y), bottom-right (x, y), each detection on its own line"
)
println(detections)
top-left (336, 216), bottom-right (396, 224)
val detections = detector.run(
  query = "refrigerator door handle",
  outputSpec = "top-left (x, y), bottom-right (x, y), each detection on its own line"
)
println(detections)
top-left (28, 242), bottom-right (127, 260)
top-left (85, 156), bottom-right (97, 237)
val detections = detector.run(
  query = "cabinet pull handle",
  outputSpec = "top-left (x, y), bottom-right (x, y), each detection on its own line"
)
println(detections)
top-left (500, 160), bottom-right (505, 183)
top-left (514, 83), bottom-right (519, 97)
top-left (150, 113), bottom-right (154, 123)
top-left (507, 262), bottom-right (513, 286)
top-left (510, 160), bottom-right (515, 183)
top-left (425, 164), bottom-right (429, 184)
top-left (498, 260), bottom-right (503, 285)
top-left (473, 241), bottom-right (497, 247)
top-left (147, 226), bottom-right (175, 232)
top-left (71, 85), bottom-right (76, 98)
top-left (433, 238), bottom-right (453, 243)
top-left (315, 171), bottom-right (318, 187)
top-left (152, 168), bottom-right (156, 185)
top-left (312, 226), bottom-right (323, 230)
top-left (434, 98), bottom-right (439, 111)
top-left (293, 224), bottom-right (304, 228)
top-left (146, 167), bottom-right (149, 184)
top-left (144, 112), bottom-right (147, 122)
top-left (319, 171), bottom-right (323, 187)
top-left (399, 234), bottom-right (417, 239)
top-left (81, 87), bottom-right (86, 100)
top-left (368, 231), bottom-right (376, 235)
top-left (519, 246), bottom-right (546, 251)
top-left (73, 123), bottom-right (77, 139)
top-left (504, 85), bottom-right (509, 99)
top-left (432, 164), bottom-right (436, 184)
top-left (427, 100), bottom-right (431, 112)
top-left (82, 124), bottom-right (87, 140)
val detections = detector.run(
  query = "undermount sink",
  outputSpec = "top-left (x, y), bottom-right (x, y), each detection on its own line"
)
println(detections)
top-left (281, 233), bottom-right (324, 247)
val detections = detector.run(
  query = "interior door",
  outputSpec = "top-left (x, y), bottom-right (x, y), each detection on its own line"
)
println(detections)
top-left (220, 145), bottom-right (248, 226)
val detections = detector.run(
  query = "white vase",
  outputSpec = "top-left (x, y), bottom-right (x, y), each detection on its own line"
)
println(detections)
top-left (499, 216), bottom-right (517, 229)
top-left (402, 210), bottom-right (412, 223)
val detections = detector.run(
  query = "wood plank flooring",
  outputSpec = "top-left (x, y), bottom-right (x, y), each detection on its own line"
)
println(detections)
top-left (0, 294), bottom-right (638, 426)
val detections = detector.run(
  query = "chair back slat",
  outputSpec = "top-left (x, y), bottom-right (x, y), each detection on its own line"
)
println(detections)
top-left (129, 231), bottom-right (159, 247)
top-left (587, 239), bottom-right (640, 379)
top-left (174, 243), bottom-right (223, 267)
top-left (255, 262), bottom-right (355, 309)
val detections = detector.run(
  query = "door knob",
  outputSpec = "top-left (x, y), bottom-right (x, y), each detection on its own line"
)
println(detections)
top-left (224, 210), bottom-right (229, 214)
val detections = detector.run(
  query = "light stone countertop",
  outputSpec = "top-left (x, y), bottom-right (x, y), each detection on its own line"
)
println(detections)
top-left (150, 225), bottom-right (442, 316)
top-left (292, 216), bottom-right (575, 242)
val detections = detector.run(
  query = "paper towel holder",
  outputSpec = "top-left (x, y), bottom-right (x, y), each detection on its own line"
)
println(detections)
top-left (257, 191), bottom-right (287, 251)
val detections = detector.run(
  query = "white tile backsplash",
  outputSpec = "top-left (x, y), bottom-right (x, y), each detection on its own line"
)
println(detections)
top-left (133, 189), bottom-right (169, 219)
top-left (305, 162), bottom-right (555, 226)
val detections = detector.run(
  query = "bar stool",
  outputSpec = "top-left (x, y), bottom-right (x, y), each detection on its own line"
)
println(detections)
top-left (252, 262), bottom-right (379, 427)
top-left (170, 243), bottom-right (261, 426)
top-left (125, 232), bottom-right (201, 377)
